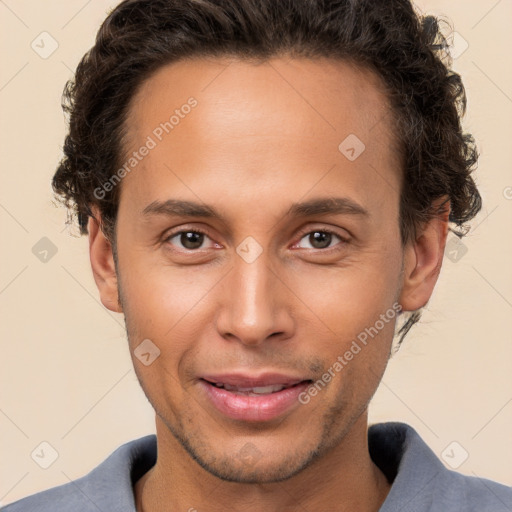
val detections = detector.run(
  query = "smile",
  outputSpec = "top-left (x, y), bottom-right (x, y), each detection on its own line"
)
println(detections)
top-left (199, 378), bottom-right (312, 421)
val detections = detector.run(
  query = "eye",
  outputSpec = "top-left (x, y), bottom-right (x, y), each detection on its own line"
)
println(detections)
top-left (164, 229), bottom-right (218, 251)
top-left (163, 227), bottom-right (348, 253)
top-left (295, 229), bottom-right (347, 250)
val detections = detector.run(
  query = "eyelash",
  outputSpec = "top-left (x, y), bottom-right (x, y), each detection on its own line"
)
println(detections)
top-left (294, 227), bottom-right (349, 250)
top-left (163, 226), bottom-right (349, 253)
top-left (163, 228), bottom-right (218, 251)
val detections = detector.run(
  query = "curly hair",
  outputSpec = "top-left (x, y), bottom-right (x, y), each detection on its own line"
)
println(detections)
top-left (52, 0), bottom-right (481, 346)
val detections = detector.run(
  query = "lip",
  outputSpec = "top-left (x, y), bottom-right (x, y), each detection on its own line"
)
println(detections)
top-left (199, 378), bottom-right (312, 422)
top-left (200, 372), bottom-right (308, 387)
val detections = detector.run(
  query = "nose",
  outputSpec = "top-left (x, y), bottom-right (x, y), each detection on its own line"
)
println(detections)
top-left (215, 250), bottom-right (295, 347)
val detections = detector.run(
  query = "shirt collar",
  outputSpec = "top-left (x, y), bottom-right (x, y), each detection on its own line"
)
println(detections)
top-left (83, 422), bottom-right (443, 511)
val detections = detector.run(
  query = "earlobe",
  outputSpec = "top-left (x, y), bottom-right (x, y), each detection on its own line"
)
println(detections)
top-left (399, 197), bottom-right (450, 312)
top-left (88, 209), bottom-right (123, 313)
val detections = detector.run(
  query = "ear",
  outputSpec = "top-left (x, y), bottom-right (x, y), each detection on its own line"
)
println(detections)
top-left (88, 207), bottom-right (123, 313)
top-left (399, 196), bottom-right (451, 312)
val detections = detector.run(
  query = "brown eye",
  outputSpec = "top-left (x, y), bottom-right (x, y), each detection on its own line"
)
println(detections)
top-left (309, 231), bottom-right (332, 249)
top-left (166, 230), bottom-right (210, 250)
top-left (297, 230), bottom-right (344, 250)
top-left (180, 232), bottom-right (204, 249)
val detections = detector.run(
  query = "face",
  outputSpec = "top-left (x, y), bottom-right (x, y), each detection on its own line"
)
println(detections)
top-left (90, 56), bottom-right (447, 483)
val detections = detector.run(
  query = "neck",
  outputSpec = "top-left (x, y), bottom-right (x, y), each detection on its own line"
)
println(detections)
top-left (135, 411), bottom-right (391, 512)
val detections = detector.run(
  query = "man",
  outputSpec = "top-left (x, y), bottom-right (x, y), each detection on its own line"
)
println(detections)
top-left (3, 0), bottom-right (511, 511)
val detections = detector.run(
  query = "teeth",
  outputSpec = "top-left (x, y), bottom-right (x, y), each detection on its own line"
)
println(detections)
top-left (221, 383), bottom-right (287, 394)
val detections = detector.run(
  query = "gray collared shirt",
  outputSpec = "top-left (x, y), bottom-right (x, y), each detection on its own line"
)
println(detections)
top-left (2, 422), bottom-right (511, 511)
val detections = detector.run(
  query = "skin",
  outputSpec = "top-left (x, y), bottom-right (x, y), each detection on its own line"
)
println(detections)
top-left (88, 56), bottom-right (450, 512)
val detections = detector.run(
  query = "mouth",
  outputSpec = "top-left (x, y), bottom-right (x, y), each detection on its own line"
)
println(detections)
top-left (198, 375), bottom-right (313, 422)
top-left (201, 379), bottom-right (311, 396)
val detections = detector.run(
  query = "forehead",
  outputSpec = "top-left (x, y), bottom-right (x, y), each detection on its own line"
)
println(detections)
top-left (119, 56), bottom-right (401, 220)
top-left (127, 55), bottom-right (395, 144)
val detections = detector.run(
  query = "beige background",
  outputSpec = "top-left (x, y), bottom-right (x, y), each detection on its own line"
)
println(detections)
top-left (1, 0), bottom-right (511, 506)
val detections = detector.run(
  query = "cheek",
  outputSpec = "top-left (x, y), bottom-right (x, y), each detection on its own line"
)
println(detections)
top-left (286, 257), bottom-right (399, 392)
top-left (289, 257), bottom-right (401, 338)
top-left (119, 253), bottom-right (218, 339)
top-left (120, 265), bottom-right (208, 397)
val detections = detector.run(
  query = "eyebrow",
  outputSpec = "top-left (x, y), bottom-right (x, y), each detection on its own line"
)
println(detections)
top-left (287, 197), bottom-right (369, 218)
top-left (141, 196), bottom-right (370, 221)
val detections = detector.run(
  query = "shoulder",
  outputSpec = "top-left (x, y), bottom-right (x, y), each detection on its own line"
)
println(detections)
top-left (435, 469), bottom-right (512, 511)
top-left (370, 422), bottom-right (512, 512)
top-left (1, 435), bottom-right (156, 512)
